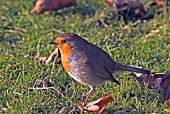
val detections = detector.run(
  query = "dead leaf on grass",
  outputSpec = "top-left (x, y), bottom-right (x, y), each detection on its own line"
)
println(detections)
top-left (164, 99), bottom-right (170, 106)
top-left (36, 56), bottom-right (48, 62)
top-left (104, 0), bottom-right (146, 16)
top-left (36, 48), bottom-right (59, 66)
top-left (145, 29), bottom-right (160, 38)
top-left (74, 95), bottom-right (114, 114)
top-left (31, 0), bottom-right (77, 14)
top-left (156, 0), bottom-right (165, 7)
top-left (14, 99), bottom-right (19, 105)
top-left (133, 72), bottom-right (170, 106)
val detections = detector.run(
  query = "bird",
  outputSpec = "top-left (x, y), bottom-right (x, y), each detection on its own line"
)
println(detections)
top-left (49, 33), bottom-right (150, 103)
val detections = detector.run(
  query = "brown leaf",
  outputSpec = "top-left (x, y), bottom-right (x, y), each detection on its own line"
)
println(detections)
top-left (8, 64), bottom-right (12, 68)
top-left (14, 99), bottom-right (19, 105)
top-left (104, 0), bottom-right (112, 6)
top-left (36, 56), bottom-right (48, 62)
top-left (164, 99), bottom-right (170, 106)
top-left (156, 0), bottom-right (165, 7)
top-left (104, 0), bottom-right (145, 16)
top-left (153, 72), bottom-right (170, 101)
top-left (30, 0), bottom-right (77, 14)
top-left (45, 48), bottom-right (59, 65)
top-left (133, 72), bottom-right (158, 89)
top-left (133, 72), bottom-right (170, 104)
top-left (145, 29), bottom-right (160, 38)
top-left (36, 48), bottom-right (59, 65)
top-left (74, 96), bottom-right (114, 114)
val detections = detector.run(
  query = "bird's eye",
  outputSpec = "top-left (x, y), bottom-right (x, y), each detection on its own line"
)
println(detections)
top-left (61, 40), bottom-right (66, 43)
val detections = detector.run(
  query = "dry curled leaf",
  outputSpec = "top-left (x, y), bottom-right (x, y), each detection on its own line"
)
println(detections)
top-left (133, 72), bottom-right (170, 106)
top-left (36, 48), bottom-right (59, 66)
top-left (156, 0), bottom-right (165, 6)
top-left (134, 72), bottom-right (159, 90)
top-left (14, 99), bottom-right (19, 105)
top-left (104, 0), bottom-right (145, 16)
top-left (154, 73), bottom-right (170, 101)
top-left (36, 56), bottom-right (48, 62)
top-left (45, 48), bottom-right (59, 65)
top-left (8, 64), bottom-right (12, 68)
top-left (145, 29), bottom-right (160, 38)
top-left (31, 0), bottom-right (77, 14)
top-left (164, 99), bottom-right (170, 106)
top-left (74, 96), bottom-right (114, 114)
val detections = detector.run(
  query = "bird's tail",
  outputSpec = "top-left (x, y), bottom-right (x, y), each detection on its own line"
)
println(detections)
top-left (116, 63), bottom-right (150, 74)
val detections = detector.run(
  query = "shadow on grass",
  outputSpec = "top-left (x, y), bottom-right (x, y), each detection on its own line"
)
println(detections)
top-left (55, 2), bottom-right (168, 24)
top-left (54, 1), bottom-right (104, 18)
top-left (0, 35), bottom-right (18, 44)
top-left (104, 108), bottom-right (147, 114)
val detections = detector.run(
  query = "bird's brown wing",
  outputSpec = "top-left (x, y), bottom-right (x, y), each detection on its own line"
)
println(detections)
top-left (85, 44), bottom-right (120, 84)
top-left (87, 59), bottom-right (120, 85)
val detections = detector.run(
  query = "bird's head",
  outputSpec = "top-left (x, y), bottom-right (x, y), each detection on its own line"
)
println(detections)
top-left (49, 33), bottom-right (85, 50)
top-left (49, 33), bottom-right (87, 56)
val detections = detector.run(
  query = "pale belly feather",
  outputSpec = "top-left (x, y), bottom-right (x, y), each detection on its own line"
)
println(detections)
top-left (67, 72), bottom-right (85, 85)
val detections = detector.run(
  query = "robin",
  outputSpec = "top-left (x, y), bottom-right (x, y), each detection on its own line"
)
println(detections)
top-left (49, 33), bottom-right (150, 103)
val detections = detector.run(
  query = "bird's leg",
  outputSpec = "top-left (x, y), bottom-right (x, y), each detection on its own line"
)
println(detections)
top-left (83, 87), bottom-right (95, 106)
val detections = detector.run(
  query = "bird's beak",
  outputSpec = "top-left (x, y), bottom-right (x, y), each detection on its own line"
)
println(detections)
top-left (48, 41), bottom-right (57, 45)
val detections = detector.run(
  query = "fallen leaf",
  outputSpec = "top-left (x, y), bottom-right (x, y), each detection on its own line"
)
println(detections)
top-left (36, 48), bottom-right (59, 65)
top-left (156, 0), bottom-right (165, 6)
top-left (30, 0), bottom-right (77, 14)
top-left (45, 48), bottom-right (59, 65)
top-left (36, 56), bottom-right (48, 62)
top-left (154, 72), bottom-right (170, 101)
top-left (8, 64), bottom-right (12, 68)
top-left (14, 99), bottom-right (19, 105)
top-left (74, 95), bottom-right (114, 114)
top-left (122, 20), bottom-right (141, 30)
top-left (134, 72), bottom-right (158, 89)
top-left (133, 72), bottom-right (170, 105)
top-left (164, 99), bottom-right (170, 106)
top-left (145, 29), bottom-right (159, 38)
top-left (0, 104), bottom-right (7, 111)
top-left (104, 0), bottom-right (146, 16)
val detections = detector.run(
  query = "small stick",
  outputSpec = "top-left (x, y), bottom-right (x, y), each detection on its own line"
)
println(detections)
top-left (28, 86), bottom-right (72, 103)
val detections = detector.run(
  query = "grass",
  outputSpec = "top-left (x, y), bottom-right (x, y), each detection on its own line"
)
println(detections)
top-left (0, 0), bottom-right (170, 113)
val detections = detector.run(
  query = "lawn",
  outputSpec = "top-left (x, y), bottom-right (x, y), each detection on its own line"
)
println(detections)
top-left (0, 0), bottom-right (170, 113)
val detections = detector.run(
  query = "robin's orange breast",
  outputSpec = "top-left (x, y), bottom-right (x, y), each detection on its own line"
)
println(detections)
top-left (58, 43), bottom-right (73, 72)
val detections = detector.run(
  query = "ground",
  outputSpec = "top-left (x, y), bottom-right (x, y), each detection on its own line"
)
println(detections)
top-left (0, 0), bottom-right (170, 113)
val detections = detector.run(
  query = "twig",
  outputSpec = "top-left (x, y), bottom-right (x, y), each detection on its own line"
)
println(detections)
top-left (28, 68), bottom-right (72, 103)
top-left (28, 86), bottom-right (72, 103)
top-left (36, 68), bottom-right (59, 86)
top-left (122, 19), bottom-right (142, 30)
top-left (0, 74), bottom-right (3, 78)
